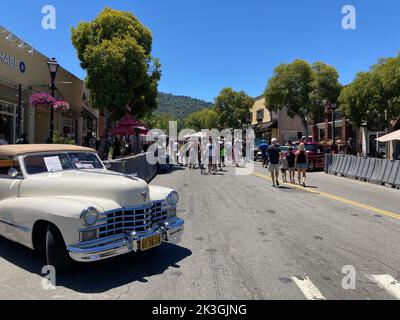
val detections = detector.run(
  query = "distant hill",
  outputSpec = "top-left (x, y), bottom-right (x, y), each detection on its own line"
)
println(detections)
top-left (156, 92), bottom-right (213, 120)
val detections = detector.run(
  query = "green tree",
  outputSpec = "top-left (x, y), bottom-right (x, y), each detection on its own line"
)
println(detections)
top-left (141, 113), bottom-right (175, 133)
top-left (338, 71), bottom-right (383, 128)
top-left (214, 88), bottom-right (254, 129)
top-left (309, 62), bottom-right (342, 120)
top-left (264, 60), bottom-right (341, 137)
top-left (339, 54), bottom-right (400, 131)
top-left (264, 60), bottom-right (313, 135)
top-left (71, 7), bottom-right (161, 158)
top-left (184, 108), bottom-right (219, 131)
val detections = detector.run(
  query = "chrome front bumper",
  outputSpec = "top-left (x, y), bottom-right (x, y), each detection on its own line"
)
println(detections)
top-left (67, 219), bottom-right (184, 262)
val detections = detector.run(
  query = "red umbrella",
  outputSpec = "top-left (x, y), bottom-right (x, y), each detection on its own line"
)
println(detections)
top-left (110, 114), bottom-right (148, 135)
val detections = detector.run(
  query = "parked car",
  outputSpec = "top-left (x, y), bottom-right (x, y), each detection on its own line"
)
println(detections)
top-left (0, 144), bottom-right (184, 273)
top-left (294, 141), bottom-right (325, 171)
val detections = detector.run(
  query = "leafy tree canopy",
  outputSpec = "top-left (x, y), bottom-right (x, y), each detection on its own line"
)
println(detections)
top-left (184, 108), bottom-right (219, 131)
top-left (71, 7), bottom-right (161, 121)
top-left (264, 60), bottom-right (341, 128)
top-left (214, 88), bottom-right (254, 129)
top-left (339, 53), bottom-right (400, 130)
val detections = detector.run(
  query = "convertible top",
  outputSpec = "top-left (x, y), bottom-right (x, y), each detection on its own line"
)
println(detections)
top-left (0, 144), bottom-right (95, 157)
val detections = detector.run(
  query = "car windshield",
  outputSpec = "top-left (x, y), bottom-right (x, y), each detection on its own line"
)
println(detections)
top-left (24, 152), bottom-right (104, 175)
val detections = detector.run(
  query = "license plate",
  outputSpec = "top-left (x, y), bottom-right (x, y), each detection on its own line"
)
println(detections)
top-left (140, 234), bottom-right (161, 251)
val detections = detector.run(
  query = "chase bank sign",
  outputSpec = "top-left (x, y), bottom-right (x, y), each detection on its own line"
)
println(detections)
top-left (0, 50), bottom-right (26, 73)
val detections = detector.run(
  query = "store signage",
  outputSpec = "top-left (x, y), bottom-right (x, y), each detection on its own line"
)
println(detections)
top-left (0, 50), bottom-right (26, 73)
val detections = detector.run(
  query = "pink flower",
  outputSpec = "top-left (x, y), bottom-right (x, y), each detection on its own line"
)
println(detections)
top-left (29, 93), bottom-right (56, 108)
top-left (54, 100), bottom-right (70, 112)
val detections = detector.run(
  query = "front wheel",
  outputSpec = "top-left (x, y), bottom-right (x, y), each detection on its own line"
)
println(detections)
top-left (46, 224), bottom-right (72, 274)
top-left (308, 161), bottom-right (315, 172)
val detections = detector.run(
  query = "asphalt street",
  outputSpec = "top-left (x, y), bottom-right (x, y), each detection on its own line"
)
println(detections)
top-left (0, 162), bottom-right (400, 300)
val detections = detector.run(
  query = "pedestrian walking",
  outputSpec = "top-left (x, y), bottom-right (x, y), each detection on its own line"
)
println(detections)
top-left (112, 137), bottom-right (122, 159)
top-left (286, 147), bottom-right (296, 183)
top-left (258, 140), bottom-right (269, 167)
top-left (280, 153), bottom-right (288, 183)
top-left (345, 137), bottom-right (354, 155)
top-left (295, 143), bottom-right (309, 187)
top-left (219, 140), bottom-right (226, 170)
top-left (233, 138), bottom-right (242, 167)
top-left (189, 139), bottom-right (198, 170)
top-left (225, 139), bottom-right (232, 163)
top-left (267, 138), bottom-right (281, 187)
top-left (206, 137), bottom-right (217, 174)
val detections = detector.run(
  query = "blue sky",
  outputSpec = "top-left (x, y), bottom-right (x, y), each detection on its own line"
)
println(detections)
top-left (1, 0), bottom-right (400, 102)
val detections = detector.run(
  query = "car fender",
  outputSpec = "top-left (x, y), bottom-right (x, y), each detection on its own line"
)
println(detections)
top-left (0, 196), bottom-right (104, 249)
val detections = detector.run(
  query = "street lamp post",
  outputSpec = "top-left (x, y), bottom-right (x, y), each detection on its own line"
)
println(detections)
top-left (325, 101), bottom-right (338, 152)
top-left (47, 58), bottom-right (59, 144)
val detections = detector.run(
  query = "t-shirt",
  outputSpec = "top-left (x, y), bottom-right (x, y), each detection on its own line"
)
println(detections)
top-left (258, 143), bottom-right (269, 155)
top-left (296, 151), bottom-right (307, 164)
top-left (281, 158), bottom-right (288, 169)
top-left (267, 145), bottom-right (281, 165)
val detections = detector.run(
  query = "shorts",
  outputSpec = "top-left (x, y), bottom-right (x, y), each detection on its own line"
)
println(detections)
top-left (288, 167), bottom-right (295, 172)
top-left (268, 164), bottom-right (280, 173)
top-left (296, 163), bottom-right (308, 170)
top-left (281, 167), bottom-right (288, 173)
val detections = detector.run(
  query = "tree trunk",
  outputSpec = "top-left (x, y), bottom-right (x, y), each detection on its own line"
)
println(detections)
top-left (98, 110), bottom-right (112, 160)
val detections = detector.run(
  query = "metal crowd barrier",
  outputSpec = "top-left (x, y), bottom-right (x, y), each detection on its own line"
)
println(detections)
top-left (103, 153), bottom-right (159, 183)
top-left (327, 154), bottom-right (400, 188)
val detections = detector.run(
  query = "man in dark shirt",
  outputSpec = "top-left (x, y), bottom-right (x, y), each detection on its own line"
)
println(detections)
top-left (258, 141), bottom-right (269, 167)
top-left (267, 138), bottom-right (281, 187)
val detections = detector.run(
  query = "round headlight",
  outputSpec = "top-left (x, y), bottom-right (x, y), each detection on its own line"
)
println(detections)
top-left (167, 191), bottom-right (179, 206)
top-left (80, 207), bottom-right (99, 226)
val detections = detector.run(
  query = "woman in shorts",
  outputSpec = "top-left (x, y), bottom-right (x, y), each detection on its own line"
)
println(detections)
top-left (295, 143), bottom-right (309, 187)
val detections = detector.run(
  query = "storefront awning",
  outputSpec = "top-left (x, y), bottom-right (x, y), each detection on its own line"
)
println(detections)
top-left (376, 129), bottom-right (400, 142)
top-left (254, 120), bottom-right (277, 132)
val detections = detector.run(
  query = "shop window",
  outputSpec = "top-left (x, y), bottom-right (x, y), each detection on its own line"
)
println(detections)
top-left (256, 109), bottom-right (264, 121)
top-left (0, 101), bottom-right (16, 144)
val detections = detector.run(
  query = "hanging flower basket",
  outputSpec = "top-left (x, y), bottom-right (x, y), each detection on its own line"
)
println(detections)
top-left (30, 93), bottom-right (56, 113)
top-left (54, 100), bottom-right (70, 112)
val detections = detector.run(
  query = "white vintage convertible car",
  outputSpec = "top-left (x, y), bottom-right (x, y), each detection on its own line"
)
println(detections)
top-left (0, 144), bottom-right (184, 272)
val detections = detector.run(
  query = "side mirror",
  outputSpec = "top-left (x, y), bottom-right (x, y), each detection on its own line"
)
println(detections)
top-left (105, 163), bottom-right (112, 170)
top-left (8, 168), bottom-right (18, 178)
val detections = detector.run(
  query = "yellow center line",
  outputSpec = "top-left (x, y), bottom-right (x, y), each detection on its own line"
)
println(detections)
top-left (251, 172), bottom-right (400, 221)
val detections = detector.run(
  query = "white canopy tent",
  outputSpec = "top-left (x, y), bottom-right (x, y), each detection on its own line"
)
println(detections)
top-left (376, 129), bottom-right (400, 142)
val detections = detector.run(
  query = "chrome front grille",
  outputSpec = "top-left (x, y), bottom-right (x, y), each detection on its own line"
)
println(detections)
top-left (97, 202), bottom-right (168, 238)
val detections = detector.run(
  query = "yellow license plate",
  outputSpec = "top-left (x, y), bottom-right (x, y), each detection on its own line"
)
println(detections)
top-left (140, 234), bottom-right (161, 251)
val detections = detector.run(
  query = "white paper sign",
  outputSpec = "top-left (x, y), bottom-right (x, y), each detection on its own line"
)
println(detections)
top-left (44, 156), bottom-right (63, 172)
top-left (82, 164), bottom-right (94, 169)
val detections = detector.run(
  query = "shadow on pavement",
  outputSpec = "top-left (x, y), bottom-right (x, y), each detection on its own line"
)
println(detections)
top-left (0, 235), bottom-right (192, 294)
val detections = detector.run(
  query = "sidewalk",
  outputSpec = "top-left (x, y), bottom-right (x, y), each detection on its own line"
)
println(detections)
top-left (253, 163), bottom-right (400, 218)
